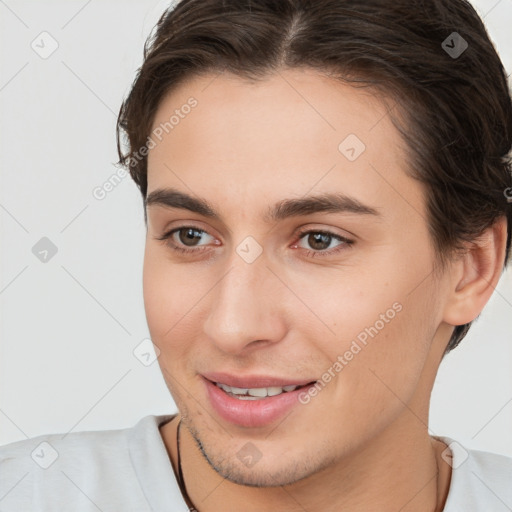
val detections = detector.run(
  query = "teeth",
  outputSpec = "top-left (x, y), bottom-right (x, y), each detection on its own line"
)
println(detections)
top-left (231, 386), bottom-right (248, 394)
top-left (217, 383), bottom-right (231, 393)
top-left (215, 382), bottom-right (300, 398)
top-left (248, 387), bottom-right (267, 397)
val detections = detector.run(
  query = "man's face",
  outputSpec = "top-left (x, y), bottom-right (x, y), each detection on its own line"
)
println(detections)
top-left (143, 69), bottom-right (453, 486)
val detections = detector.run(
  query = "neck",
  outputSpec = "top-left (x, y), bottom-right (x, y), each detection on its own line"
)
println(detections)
top-left (161, 410), bottom-right (452, 512)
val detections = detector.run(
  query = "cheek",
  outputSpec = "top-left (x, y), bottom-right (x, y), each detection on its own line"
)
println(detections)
top-left (301, 253), bottom-right (438, 408)
top-left (282, 263), bottom-right (399, 356)
top-left (330, 282), bottom-right (438, 419)
top-left (142, 247), bottom-right (191, 344)
top-left (142, 245), bottom-right (220, 383)
top-left (142, 252), bottom-right (195, 399)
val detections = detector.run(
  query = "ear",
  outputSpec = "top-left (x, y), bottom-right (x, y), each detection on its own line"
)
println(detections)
top-left (443, 216), bottom-right (508, 327)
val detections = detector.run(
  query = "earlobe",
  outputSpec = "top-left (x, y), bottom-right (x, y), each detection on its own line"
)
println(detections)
top-left (443, 216), bottom-right (508, 327)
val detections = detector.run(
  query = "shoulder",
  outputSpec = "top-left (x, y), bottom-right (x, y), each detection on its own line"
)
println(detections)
top-left (0, 419), bottom-right (134, 474)
top-left (0, 414), bottom-right (175, 511)
top-left (1, 422), bottom-right (126, 461)
top-left (439, 437), bottom-right (512, 511)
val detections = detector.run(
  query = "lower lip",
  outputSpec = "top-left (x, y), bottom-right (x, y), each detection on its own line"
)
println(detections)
top-left (204, 378), bottom-right (314, 428)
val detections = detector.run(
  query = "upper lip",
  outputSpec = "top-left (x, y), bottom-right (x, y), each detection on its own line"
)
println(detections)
top-left (202, 372), bottom-right (316, 389)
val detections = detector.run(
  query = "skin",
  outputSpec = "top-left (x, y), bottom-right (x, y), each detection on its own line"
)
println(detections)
top-left (143, 68), bottom-right (508, 511)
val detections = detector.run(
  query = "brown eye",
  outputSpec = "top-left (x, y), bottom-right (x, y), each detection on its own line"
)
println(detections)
top-left (155, 225), bottom-right (216, 254)
top-left (176, 228), bottom-right (205, 247)
top-left (294, 229), bottom-right (354, 259)
top-left (305, 232), bottom-right (334, 251)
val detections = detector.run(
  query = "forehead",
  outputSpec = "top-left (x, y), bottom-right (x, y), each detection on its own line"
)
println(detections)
top-left (146, 69), bottom-right (426, 225)
top-left (149, 69), bottom-right (392, 157)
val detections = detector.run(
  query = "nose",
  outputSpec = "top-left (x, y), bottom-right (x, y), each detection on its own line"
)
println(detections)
top-left (202, 249), bottom-right (288, 355)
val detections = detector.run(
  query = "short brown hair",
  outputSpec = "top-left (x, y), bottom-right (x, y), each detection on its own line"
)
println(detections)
top-left (116, 0), bottom-right (512, 352)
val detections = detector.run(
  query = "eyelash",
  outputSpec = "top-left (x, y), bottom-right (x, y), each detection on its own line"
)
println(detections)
top-left (155, 225), bottom-right (354, 259)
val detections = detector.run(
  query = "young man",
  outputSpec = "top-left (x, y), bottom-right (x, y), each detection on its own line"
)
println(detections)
top-left (1, 0), bottom-right (511, 510)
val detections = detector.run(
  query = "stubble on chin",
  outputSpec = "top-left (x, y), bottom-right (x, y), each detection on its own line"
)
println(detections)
top-left (181, 416), bottom-right (339, 488)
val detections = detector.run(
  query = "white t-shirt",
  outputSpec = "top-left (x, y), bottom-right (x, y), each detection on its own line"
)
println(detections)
top-left (1, 414), bottom-right (511, 511)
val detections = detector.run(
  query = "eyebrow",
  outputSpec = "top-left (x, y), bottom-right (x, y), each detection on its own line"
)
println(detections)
top-left (145, 187), bottom-right (381, 223)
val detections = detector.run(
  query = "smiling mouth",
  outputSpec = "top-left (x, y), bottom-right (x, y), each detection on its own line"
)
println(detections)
top-left (203, 376), bottom-right (319, 427)
top-left (213, 381), bottom-right (316, 400)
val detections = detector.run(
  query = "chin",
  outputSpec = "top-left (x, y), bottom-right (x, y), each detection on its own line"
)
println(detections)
top-left (209, 459), bottom-right (316, 488)
top-left (191, 426), bottom-right (336, 488)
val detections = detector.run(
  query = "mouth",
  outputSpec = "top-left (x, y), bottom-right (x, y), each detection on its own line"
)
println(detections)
top-left (213, 381), bottom-right (314, 400)
top-left (202, 373), bottom-right (318, 428)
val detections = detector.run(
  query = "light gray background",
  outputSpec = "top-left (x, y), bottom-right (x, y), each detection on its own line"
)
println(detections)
top-left (1, 0), bottom-right (511, 456)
